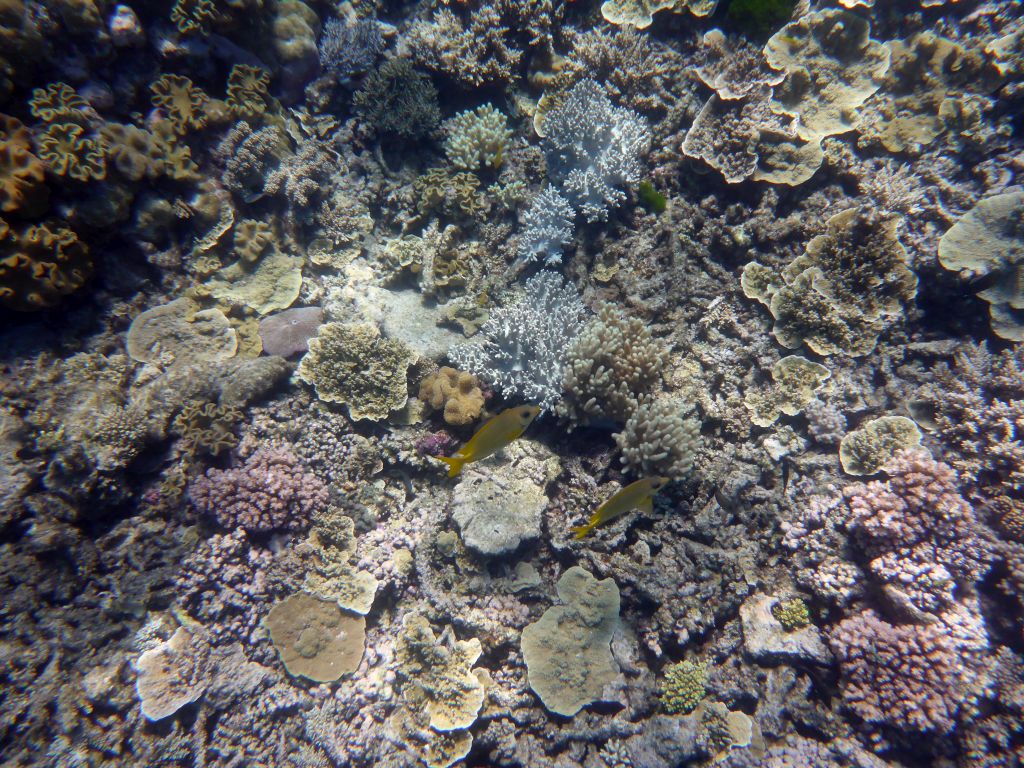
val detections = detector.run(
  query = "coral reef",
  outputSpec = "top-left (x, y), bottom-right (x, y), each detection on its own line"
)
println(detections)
top-left (418, 367), bottom-right (485, 426)
top-left (265, 591), bottom-right (365, 682)
top-left (614, 397), bottom-right (701, 479)
top-left (443, 104), bottom-right (512, 171)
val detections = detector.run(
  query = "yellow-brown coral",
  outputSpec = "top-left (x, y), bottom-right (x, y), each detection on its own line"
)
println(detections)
top-left (99, 123), bottom-right (166, 181)
top-left (419, 367), bottom-right (485, 426)
top-left (170, 0), bottom-right (216, 34)
top-left (151, 75), bottom-right (210, 135)
top-left (0, 220), bottom-right (91, 311)
top-left (226, 65), bottom-right (271, 120)
top-left (29, 82), bottom-right (89, 123)
top-left (0, 115), bottom-right (48, 216)
top-left (36, 123), bottom-right (106, 182)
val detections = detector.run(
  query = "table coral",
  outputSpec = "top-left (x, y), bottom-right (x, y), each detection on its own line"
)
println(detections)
top-left (521, 566), bottom-right (622, 717)
top-left (36, 122), bottom-right (106, 182)
top-left (298, 322), bottom-right (414, 421)
top-left (189, 447), bottom-right (327, 533)
top-left (265, 591), bottom-right (365, 682)
top-left (744, 355), bottom-right (831, 428)
top-left (839, 415), bottom-right (923, 476)
top-left (0, 220), bottom-right (91, 311)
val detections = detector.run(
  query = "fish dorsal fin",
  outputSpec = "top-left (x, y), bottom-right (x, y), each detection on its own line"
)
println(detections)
top-left (637, 495), bottom-right (653, 514)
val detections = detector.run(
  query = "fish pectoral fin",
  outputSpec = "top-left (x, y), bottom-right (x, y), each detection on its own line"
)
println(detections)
top-left (637, 495), bottom-right (654, 514)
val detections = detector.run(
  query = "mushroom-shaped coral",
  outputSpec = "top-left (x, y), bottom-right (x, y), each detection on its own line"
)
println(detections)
top-left (150, 74), bottom-right (210, 134)
top-left (28, 82), bottom-right (89, 123)
top-left (171, 0), bottom-right (216, 35)
top-left (99, 123), bottom-right (167, 181)
top-left (396, 613), bottom-right (485, 732)
top-left (764, 9), bottom-right (890, 140)
top-left (614, 397), bottom-right (701, 479)
top-left (521, 566), bottom-right (622, 717)
top-left (418, 367), bottom-right (485, 426)
top-left (135, 627), bottom-right (209, 721)
top-left (0, 220), bottom-right (91, 311)
top-left (126, 297), bottom-right (237, 367)
top-left (298, 322), bottom-right (414, 421)
top-left (744, 355), bottom-right (831, 428)
top-left (226, 64), bottom-right (271, 120)
top-left (0, 114), bottom-right (48, 216)
top-left (36, 122), bottom-right (106, 181)
top-left (938, 188), bottom-right (1024, 342)
top-left (839, 415), bottom-right (923, 476)
top-left (266, 592), bottom-right (365, 683)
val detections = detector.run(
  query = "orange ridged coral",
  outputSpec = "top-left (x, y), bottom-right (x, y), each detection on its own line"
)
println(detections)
top-left (0, 114), bottom-right (48, 216)
top-left (0, 220), bottom-right (91, 311)
top-left (29, 82), bottom-right (89, 123)
top-left (150, 74), bottom-right (210, 134)
top-left (36, 122), bottom-right (106, 181)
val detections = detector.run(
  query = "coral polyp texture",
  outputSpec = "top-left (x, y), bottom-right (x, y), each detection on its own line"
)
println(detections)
top-left (2, 0), bottom-right (1023, 765)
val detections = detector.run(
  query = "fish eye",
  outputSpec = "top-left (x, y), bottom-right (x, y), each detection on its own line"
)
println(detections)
top-left (521, 409), bottom-right (532, 418)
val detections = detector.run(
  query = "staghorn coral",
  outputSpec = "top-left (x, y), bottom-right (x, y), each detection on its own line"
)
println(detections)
top-left (448, 271), bottom-right (586, 412)
top-left (298, 322), bottom-right (414, 421)
top-left (443, 104), bottom-right (512, 171)
top-left (406, 6), bottom-right (522, 87)
top-left (35, 122), bottom-right (106, 182)
top-left (265, 591), bottom-right (365, 682)
top-left (559, 302), bottom-right (665, 426)
top-left (614, 397), bottom-right (701, 480)
top-left (189, 447), bottom-right (327, 533)
top-left (0, 220), bottom-right (91, 311)
top-left (418, 367), bottom-right (485, 426)
top-left (225, 65), bottom-right (271, 120)
top-left (521, 566), bottom-right (621, 717)
top-left (150, 75), bottom-right (210, 135)
top-left (354, 58), bottom-right (440, 139)
top-left (0, 115), bottom-right (48, 216)
top-left (839, 415), bottom-right (923, 476)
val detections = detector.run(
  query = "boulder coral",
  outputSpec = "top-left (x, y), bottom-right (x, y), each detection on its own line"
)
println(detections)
top-left (418, 367), bottom-right (485, 426)
top-left (521, 566), bottom-right (622, 717)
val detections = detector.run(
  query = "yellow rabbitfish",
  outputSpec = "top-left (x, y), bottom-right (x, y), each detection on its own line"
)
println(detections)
top-left (571, 477), bottom-right (670, 539)
top-left (434, 405), bottom-right (541, 478)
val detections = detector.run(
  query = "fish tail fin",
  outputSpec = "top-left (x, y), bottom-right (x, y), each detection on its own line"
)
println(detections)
top-left (434, 455), bottom-right (464, 478)
top-left (571, 522), bottom-right (594, 540)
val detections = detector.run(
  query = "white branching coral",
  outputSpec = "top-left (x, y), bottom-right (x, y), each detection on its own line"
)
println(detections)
top-left (614, 397), bottom-right (701, 479)
top-left (443, 104), bottom-right (512, 171)
top-left (516, 185), bottom-right (575, 267)
top-left (448, 271), bottom-right (587, 411)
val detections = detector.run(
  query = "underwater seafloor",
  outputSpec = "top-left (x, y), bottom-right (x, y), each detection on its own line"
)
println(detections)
top-left (1, 0), bottom-right (1024, 765)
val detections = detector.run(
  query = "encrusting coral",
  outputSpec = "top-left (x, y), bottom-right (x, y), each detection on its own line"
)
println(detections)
top-left (134, 627), bottom-right (209, 721)
top-left (839, 415), bottom-right (924, 476)
top-left (521, 566), bottom-right (621, 717)
top-left (265, 591), bottom-right (365, 683)
top-left (298, 322), bottom-right (414, 421)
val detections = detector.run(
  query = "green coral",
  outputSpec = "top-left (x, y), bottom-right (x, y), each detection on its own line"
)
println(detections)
top-left (297, 322), bottom-right (414, 421)
top-left (771, 598), bottom-right (811, 631)
top-left (354, 58), bottom-right (440, 139)
top-left (660, 660), bottom-right (707, 715)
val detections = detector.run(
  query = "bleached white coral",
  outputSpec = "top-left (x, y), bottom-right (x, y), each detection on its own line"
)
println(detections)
top-left (516, 185), bottom-right (575, 267)
top-left (443, 103), bottom-right (513, 171)
top-left (448, 271), bottom-right (586, 411)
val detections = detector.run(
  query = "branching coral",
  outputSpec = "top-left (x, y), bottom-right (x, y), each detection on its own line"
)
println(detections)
top-left (559, 302), bottom-right (666, 426)
top-left (298, 322), bottom-right (414, 421)
top-left (449, 271), bottom-right (586, 411)
top-left (516, 185), bottom-right (574, 267)
top-left (660, 660), bottom-right (707, 715)
top-left (150, 74), bottom-right (210, 135)
top-left (406, 6), bottom-right (522, 87)
top-left (318, 18), bottom-right (381, 81)
top-left (613, 397), bottom-right (701, 479)
top-left (443, 104), bottom-right (512, 171)
top-left (354, 59), bottom-right (440, 139)
top-left (36, 123), bottom-right (106, 182)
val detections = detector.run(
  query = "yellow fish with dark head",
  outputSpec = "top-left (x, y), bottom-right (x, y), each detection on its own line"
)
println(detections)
top-left (571, 477), bottom-right (669, 539)
top-left (434, 405), bottom-right (541, 478)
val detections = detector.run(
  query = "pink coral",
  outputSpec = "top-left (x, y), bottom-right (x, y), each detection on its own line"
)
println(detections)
top-left (189, 448), bottom-right (327, 533)
top-left (829, 604), bottom-right (991, 734)
top-left (844, 450), bottom-right (989, 614)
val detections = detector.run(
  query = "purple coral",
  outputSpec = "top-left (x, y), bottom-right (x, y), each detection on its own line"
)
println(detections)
top-left (845, 449), bottom-right (989, 614)
top-left (189, 448), bottom-right (327, 533)
top-left (829, 606), bottom-right (990, 734)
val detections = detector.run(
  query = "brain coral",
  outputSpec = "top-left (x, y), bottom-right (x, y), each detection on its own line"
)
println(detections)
top-left (0, 220), bottom-right (91, 311)
top-left (938, 188), bottom-right (1024, 342)
top-left (521, 566), bottom-right (621, 717)
top-left (298, 322), bottom-right (414, 421)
